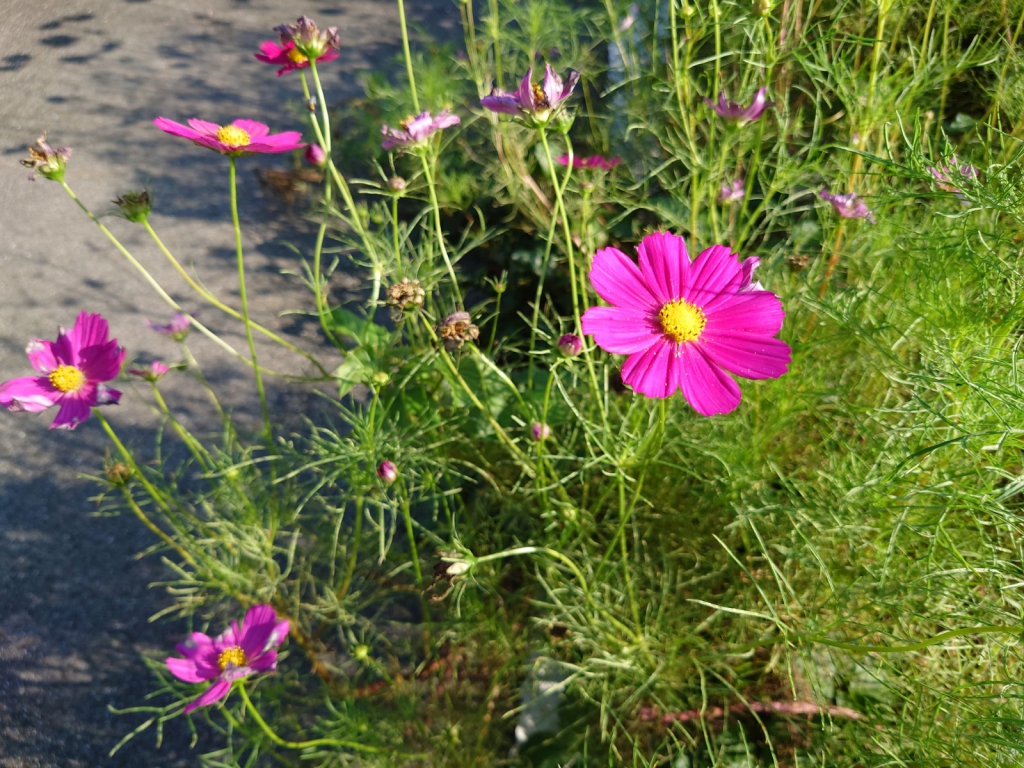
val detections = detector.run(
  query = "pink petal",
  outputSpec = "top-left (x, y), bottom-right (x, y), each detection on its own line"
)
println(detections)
top-left (66, 312), bottom-right (111, 353)
top-left (176, 632), bottom-right (216, 661)
top-left (94, 384), bottom-right (122, 406)
top-left (0, 376), bottom-right (60, 413)
top-left (581, 305), bottom-right (662, 354)
top-left (186, 118), bottom-right (222, 136)
top-left (78, 341), bottom-right (125, 382)
top-left (637, 231), bottom-right (690, 303)
top-left (166, 656), bottom-right (213, 684)
top-left (684, 245), bottom-right (744, 309)
top-left (25, 339), bottom-right (60, 374)
top-left (700, 333), bottom-right (791, 380)
top-left (153, 118), bottom-right (204, 141)
top-left (50, 389), bottom-right (94, 430)
top-left (620, 339), bottom-right (679, 399)
top-left (184, 679), bottom-right (231, 713)
top-left (515, 68), bottom-right (535, 111)
top-left (248, 649), bottom-right (278, 673)
top-left (255, 40), bottom-right (285, 60)
top-left (317, 49), bottom-right (340, 64)
top-left (238, 605), bottom-right (282, 658)
top-left (588, 247), bottom-right (659, 311)
top-left (542, 63), bottom-right (564, 109)
top-left (231, 119), bottom-right (270, 139)
top-left (677, 345), bottom-right (742, 416)
top-left (704, 291), bottom-right (785, 336)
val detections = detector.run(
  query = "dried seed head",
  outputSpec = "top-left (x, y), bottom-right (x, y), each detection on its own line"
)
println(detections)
top-left (105, 461), bottom-right (133, 486)
top-left (113, 190), bottom-right (152, 223)
top-left (386, 278), bottom-right (425, 312)
top-left (438, 312), bottom-right (479, 352)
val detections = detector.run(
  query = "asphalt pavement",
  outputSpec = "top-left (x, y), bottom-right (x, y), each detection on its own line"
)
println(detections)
top-left (0, 0), bottom-right (458, 764)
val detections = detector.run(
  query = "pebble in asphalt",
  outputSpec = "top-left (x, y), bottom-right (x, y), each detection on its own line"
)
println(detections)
top-left (0, 1), bottom-right (457, 764)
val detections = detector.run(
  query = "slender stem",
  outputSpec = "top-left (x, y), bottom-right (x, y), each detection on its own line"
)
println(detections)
top-left (336, 497), bottom-right (364, 600)
top-left (117, 486), bottom-right (195, 566)
top-left (420, 154), bottom-right (463, 306)
top-left (141, 221), bottom-right (329, 376)
top-left (396, 0), bottom-right (420, 112)
top-left (228, 157), bottom-right (273, 446)
top-left (489, 0), bottom-right (503, 88)
top-left (236, 683), bottom-right (406, 755)
top-left (400, 493), bottom-right (423, 587)
top-left (392, 195), bottom-right (402, 276)
top-left (149, 383), bottom-right (211, 471)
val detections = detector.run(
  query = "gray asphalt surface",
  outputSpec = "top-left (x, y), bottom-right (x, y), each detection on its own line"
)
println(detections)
top-left (0, 1), bottom-right (458, 764)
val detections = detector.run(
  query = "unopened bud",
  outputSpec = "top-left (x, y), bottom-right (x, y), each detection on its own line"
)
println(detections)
top-left (304, 144), bottom-right (327, 168)
top-left (388, 176), bottom-right (407, 192)
top-left (113, 190), bottom-right (152, 223)
top-left (557, 333), bottom-right (582, 357)
top-left (377, 460), bottom-right (398, 484)
top-left (755, 0), bottom-right (772, 16)
top-left (531, 422), bottom-right (551, 441)
top-left (105, 461), bottom-right (133, 486)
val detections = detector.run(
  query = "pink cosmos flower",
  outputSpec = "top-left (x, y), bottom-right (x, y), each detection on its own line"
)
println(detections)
top-left (381, 110), bottom-right (460, 151)
top-left (153, 118), bottom-right (305, 157)
top-left (0, 312), bottom-right (125, 430)
top-left (129, 361), bottom-right (170, 382)
top-left (928, 155), bottom-right (978, 204)
top-left (718, 178), bottom-right (745, 203)
top-left (481, 64), bottom-right (580, 123)
top-left (254, 40), bottom-right (339, 76)
top-left (820, 188), bottom-right (875, 224)
top-left (580, 232), bottom-right (791, 414)
top-left (705, 87), bottom-right (772, 124)
top-left (556, 154), bottom-right (621, 171)
top-left (146, 312), bottom-right (191, 339)
top-left (166, 605), bottom-right (289, 714)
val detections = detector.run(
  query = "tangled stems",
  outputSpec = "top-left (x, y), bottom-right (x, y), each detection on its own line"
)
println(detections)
top-left (234, 683), bottom-right (411, 756)
top-left (420, 153), bottom-right (463, 307)
top-left (141, 221), bottom-right (330, 377)
top-left (228, 157), bottom-right (273, 447)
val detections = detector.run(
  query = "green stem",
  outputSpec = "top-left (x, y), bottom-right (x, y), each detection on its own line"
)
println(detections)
top-left (489, 0), bottom-right (503, 88)
top-left (117, 486), bottom-right (195, 566)
top-left (337, 497), bottom-right (364, 600)
top-left (396, 0), bottom-right (420, 112)
top-left (400, 493), bottom-right (423, 587)
top-left (420, 154), bottom-right (462, 306)
top-left (228, 157), bottom-right (273, 447)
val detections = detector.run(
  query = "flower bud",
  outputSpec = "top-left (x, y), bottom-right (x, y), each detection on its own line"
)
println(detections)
top-left (113, 190), bottom-right (152, 223)
top-left (105, 461), bottom-right (133, 486)
top-left (128, 361), bottom-right (171, 382)
top-left (388, 176), bottom-right (407, 192)
top-left (22, 132), bottom-right (71, 182)
top-left (377, 460), bottom-right (398, 484)
top-left (755, 0), bottom-right (772, 16)
top-left (557, 333), bottom-right (582, 357)
top-left (531, 422), bottom-right (551, 440)
top-left (304, 144), bottom-right (327, 167)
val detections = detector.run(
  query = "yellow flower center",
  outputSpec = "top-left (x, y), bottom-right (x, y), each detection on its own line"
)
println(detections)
top-left (531, 82), bottom-right (550, 108)
top-left (399, 115), bottom-right (416, 130)
top-left (218, 646), bottom-right (247, 670)
top-left (49, 364), bottom-right (85, 393)
top-left (216, 125), bottom-right (251, 147)
top-left (286, 48), bottom-right (308, 64)
top-left (658, 299), bottom-right (706, 343)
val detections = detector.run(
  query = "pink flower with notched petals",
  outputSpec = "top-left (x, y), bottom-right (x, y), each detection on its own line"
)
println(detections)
top-left (381, 109), bottom-right (460, 151)
top-left (254, 40), bottom-right (339, 76)
top-left (481, 64), bottom-right (580, 123)
top-left (128, 361), bottom-right (170, 382)
top-left (153, 118), bottom-right (305, 157)
top-left (166, 605), bottom-right (289, 714)
top-left (581, 232), bottom-right (791, 415)
top-left (146, 312), bottom-right (190, 338)
top-left (556, 154), bottom-right (621, 171)
top-left (0, 312), bottom-right (125, 430)
top-left (705, 87), bottom-right (772, 124)
top-left (820, 188), bottom-right (875, 223)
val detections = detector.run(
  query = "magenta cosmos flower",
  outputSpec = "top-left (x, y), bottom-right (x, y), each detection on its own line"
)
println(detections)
top-left (381, 109), bottom-right (460, 151)
top-left (820, 188), bottom-right (875, 223)
top-left (128, 361), bottom-right (170, 382)
top-left (153, 118), bottom-right (305, 157)
top-left (481, 64), bottom-right (580, 123)
top-left (254, 40), bottom-right (339, 76)
top-left (146, 312), bottom-right (190, 340)
top-left (929, 155), bottom-right (978, 203)
top-left (580, 233), bottom-right (791, 414)
top-left (557, 154), bottom-right (621, 170)
top-left (705, 87), bottom-right (772, 124)
top-left (167, 605), bottom-right (289, 714)
top-left (0, 312), bottom-right (125, 430)
top-left (718, 178), bottom-right (745, 203)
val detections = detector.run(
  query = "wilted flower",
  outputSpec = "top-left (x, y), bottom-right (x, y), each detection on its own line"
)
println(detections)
top-left (581, 232), bottom-right (791, 414)
top-left (146, 313), bottom-right (191, 341)
top-left (254, 39), bottom-right (339, 76)
top-left (377, 460), bottom-right (398, 484)
top-left (166, 605), bottom-right (288, 713)
top-left (480, 64), bottom-right (580, 125)
top-left (381, 110), bottom-right (460, 151)
top-left (557, 333), bottom-right (583, 357)
top-left (718, 178), bottom-right (745, 204)
top-left (154, 118), bottom-right (305, 157)
top-left (820, 188), bottom-right (875, 223)
top-left (273, 15), bottom-right (341, 60)
top-left (556, 154), bottom-right (621, 171)
top-left (113, 190), bottom-right (152, 223)
top-left (128, 361), bottom-right (170, 382)
top-left (304, 144), bottom-right (327, 168)
top-left (929, 155), bottom-right (978, 203)
top-left (105, 461), bottom-right (133, 486)
top-left (438, 312), bottom-right (480, 352)
top-left (531, 422), bottom-right (551, 440)
top-left (21, 132), bottom-right (71, 181)
top-left (0, 312), bottom-right (125, 430)
top-left (386, 278), bottom-right (425, 312)
top-left (388, 176), bottom-right (407, 192)
top-left (705, 87), bottom-right (772, 124)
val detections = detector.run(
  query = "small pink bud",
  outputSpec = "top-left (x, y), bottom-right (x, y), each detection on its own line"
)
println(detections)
top-left (388, 176), bottom-right (407, 192)
top-left (531, 422), bottom-right (551, 441)
top-left (305, 143), bottom-right (327, 167)
top-left (557, 333), bottom-right (582, 357)
top-left (128, 361), bottom-right (171, 382)
top-left (377, 460), bottom-right (398, 484)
